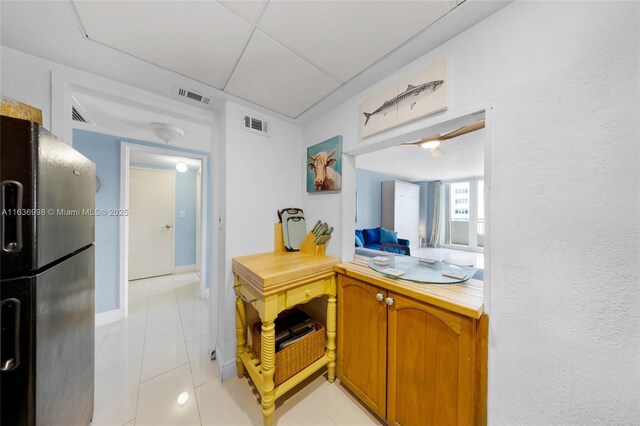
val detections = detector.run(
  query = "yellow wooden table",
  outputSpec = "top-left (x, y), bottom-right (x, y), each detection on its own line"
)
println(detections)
top-left (232, 251), bottom-right (341, 426)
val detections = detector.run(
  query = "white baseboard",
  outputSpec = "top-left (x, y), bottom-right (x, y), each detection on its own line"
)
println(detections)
top-left (95, 309), bottom-right (123, 327)
top-left (216, 344), bottom-right (237, 382)
top-left (174, 264), bottom-right (197, 274)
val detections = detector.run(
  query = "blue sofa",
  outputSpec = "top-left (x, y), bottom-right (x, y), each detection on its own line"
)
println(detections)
top-left (355, 227), bottom-right (410, 251)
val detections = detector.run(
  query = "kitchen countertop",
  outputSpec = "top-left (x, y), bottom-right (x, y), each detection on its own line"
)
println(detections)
top-left (335, 262), bottom-right (484, 319)
top-left (232, 251), bottom-right (341, 296)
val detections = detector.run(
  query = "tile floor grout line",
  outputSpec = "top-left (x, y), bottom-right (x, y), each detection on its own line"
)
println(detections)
top-left (133, 276), bottom-right (154, 426)
top-left (173, 277), bottom-right (204, 424)
top-left (137, 361), bottom-right (191, 385)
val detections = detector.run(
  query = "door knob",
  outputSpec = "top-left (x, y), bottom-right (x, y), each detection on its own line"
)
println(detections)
top-left (385, 297), bottom-right (394, 306)
top-left (376, 293), bottom-right (384, 302)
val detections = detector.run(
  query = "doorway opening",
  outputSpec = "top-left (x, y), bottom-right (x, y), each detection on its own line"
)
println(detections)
top-left (120, 143), bottom-right (209, 318)
top-left (353, 109), bottom-right (489, 275)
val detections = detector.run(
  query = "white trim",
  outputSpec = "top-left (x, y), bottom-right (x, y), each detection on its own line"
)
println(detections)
top-left (95, 309), bottom-right (123, 327)
top-left (120, 146), bottom-right (130, 318)
top-left (121, 143), bottom-right (209, 318)
top-left (215, 344), bottom-right (237, 382)
top-left (174, 264), bottom-right (197, 274)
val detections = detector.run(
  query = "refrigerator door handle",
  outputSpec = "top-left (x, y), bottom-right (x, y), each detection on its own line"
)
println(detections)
top-left (0, 298), bottom-right (21, 372)
top-left (1, 180), bottom-right (23, 253)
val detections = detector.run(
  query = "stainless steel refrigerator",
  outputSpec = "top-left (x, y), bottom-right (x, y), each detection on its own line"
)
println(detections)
top-left (1, 116), bottom-right (96, 425)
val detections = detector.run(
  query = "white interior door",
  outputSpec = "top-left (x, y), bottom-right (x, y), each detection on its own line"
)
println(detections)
top-left (129, 168), bottom-right (175, 280)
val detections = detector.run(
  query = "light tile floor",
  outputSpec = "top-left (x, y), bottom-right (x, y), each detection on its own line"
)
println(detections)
top-left (94, 272), bottom-right (380, 425)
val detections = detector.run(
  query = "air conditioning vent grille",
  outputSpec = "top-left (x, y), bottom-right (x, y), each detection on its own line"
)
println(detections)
top-left (250, 118), bottom-right (263, 131)
top-left (72, 106), bottom-right (88, 123)
top-left (242, 114), bottom-right (270, 137)
top-left (172, 85), bottom-right (214, 108)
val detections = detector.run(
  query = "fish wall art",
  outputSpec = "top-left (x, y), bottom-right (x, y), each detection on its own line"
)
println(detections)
top-left (360, 58), bottom-right (448, 138)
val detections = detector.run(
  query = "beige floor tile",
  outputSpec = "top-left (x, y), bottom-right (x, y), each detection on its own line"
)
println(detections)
top-left (95, 327), bottom-right (145, 375)
top-left (140, 328), bottom-right (188, 382)
top-left (181, 308), bottom-right (209, 342)
top-left (186, 335), bottom-right (219, 387)
top-left (145, 309), bottom-right (181, 339)
top-left (95, 323), bottom-right (110, 357)
top-left (129, 279), bottom-right (151, 302)
top-left (92, 360), bottom-right (141, 426)
top-left (172, 272), bottom-right (200, 288)
top-left (136, 364), bottom-right (200, 426)
top-left (196, 377), bottom-right (262, 426)
top-left (148, 275), bottom-right (175, 296)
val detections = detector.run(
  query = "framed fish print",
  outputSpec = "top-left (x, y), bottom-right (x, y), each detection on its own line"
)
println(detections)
top-left (360, 58), bottom-right (448, 138)
top-left (307, 135), bottom-right (342, 193)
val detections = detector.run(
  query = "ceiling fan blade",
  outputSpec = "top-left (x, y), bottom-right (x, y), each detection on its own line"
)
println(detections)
top-left (439, 120), bottom-right (485, 140)
top-left (401, 119), bottom-right (485, 146)
top-left (401, 135), bottom-right (441, 146)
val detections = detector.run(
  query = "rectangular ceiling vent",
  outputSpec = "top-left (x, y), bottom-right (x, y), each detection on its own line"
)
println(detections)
top-left (172, 85), bottom-right (213, 107)
top-left (242, 114), bottom-right (270, 137)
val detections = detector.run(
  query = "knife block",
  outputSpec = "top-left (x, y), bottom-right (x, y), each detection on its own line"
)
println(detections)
top-left (274, 223), bottom-right (325, 256)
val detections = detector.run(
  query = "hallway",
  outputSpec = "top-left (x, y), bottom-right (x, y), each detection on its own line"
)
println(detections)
top-left (93, 273), bottom-right (379, 425)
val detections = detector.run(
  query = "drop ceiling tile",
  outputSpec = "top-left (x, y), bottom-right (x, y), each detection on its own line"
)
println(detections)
top-left (258, 1), bottom-right (452, 82)
top-left (73, 1), bottom-right (252, 88)
top-left (218, 0), bottom-right (267, 22)
top-left (225, 31), bottom-right (340, 118)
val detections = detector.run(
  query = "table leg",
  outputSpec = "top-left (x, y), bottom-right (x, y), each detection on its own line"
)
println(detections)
top-left (327, 292), bottom-right (337, 383)
top-left (261, 319), bottom-right (276, 426)
top-left (235, 294), bottom-right (246, 378)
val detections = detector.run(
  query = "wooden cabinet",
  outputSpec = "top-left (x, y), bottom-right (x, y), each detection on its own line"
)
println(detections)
top-left (337, 273), bottom-right (487, 426)
top-left (337, 276), bottom-right (387, 418)
top-left (387, 292), bottom-right (475, 425)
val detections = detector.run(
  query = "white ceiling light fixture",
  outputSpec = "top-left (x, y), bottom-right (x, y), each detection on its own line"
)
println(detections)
top-left (402, 120), bottom-right (486, 159)
top-left (149, 123), bottom-right (185, 144)
top-left (175, 162), bottom-right (188, 173)
top-left (430, 147), bottom-right (445, 159)
top-left (420, 140), bottom-right (440, 150)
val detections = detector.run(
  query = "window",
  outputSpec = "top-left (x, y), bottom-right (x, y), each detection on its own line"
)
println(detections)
top-left (445, 179), bottom-right (484, 250)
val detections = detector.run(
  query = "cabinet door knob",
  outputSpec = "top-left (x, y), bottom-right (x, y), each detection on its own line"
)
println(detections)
top-left (376, 293), bottom-right (384, 302)
top-left (385, 297), bottom-right (394, 306)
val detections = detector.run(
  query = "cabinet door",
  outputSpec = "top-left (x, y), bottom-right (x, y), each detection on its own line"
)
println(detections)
top-left (387, 292), bottom-right (475, 426)
top-left (337, 276), bottom-right (387, 419)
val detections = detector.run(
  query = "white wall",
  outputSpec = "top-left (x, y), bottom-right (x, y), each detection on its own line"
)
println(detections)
top-left (216, 100), bottom-right (303, 377)
top-left (1, 46), bottom-right (54, 129)
top-left (302, 2), bottom-right (639, 424)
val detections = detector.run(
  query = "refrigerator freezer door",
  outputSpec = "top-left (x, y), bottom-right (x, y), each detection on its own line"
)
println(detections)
top-left (1, 117), bottom-right (95, 278)
top-left (0, 246), bottom-right (95, 426)
top-left (36, 245), bottom-right (95, 426)
top-left (0, 276), bottom-right (35, 426)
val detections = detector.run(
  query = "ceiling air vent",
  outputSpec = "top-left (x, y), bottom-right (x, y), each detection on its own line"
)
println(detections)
top-left (242, 114), bottom-right (270, 137)
top-left (172, 85), bottom-right (213, 107)
top-left (71, 106), bottom-right (88, 123)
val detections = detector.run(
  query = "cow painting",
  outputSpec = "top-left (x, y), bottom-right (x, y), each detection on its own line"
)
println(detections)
top-left (307, 136), bottom-right (343, 193)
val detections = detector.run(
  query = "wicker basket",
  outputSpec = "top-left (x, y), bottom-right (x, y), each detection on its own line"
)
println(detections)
top-left (252, 321), bottom-right (325, 385)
